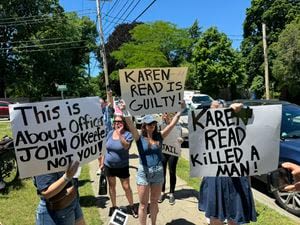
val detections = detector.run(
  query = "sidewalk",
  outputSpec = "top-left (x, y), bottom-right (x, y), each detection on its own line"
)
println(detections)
top-left (88, 142), bottom-right (208, 225)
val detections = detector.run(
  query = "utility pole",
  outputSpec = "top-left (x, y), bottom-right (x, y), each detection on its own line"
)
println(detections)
top-left (262, 23), bottom-right (270, 99)
top-left (96, 0), bottom-right (109, 91)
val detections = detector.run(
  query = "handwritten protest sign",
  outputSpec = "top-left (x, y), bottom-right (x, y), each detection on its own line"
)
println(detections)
top-left (109, 209), bottom-right (128, 225)
top-left (189, 105), bottom-right (282, 177)
top-left (9, 97), bottom-right (106, 178)
top-left (119, 67), bottom-right (187, 115)
top-left (162, 125), bottom-right (182, 157)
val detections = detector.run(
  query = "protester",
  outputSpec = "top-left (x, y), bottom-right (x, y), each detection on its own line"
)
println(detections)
top-left (123, 100), bottom-right (186, 225)
top-left (34, 161), bottom-right (86, 225)
top-left (97, 90), bottom-right (114, 175)
top-left (100, 113), bottom-right (138, 218)
top-left (282, 162), bottom-right (300, 191)
top-left (158, 112), bottom-right (183, 205)
top-left (198, 101), bottom-right (257, 225)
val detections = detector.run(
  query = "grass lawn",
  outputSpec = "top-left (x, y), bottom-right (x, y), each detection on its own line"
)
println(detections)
top-left (176, 157), bottom-right (299, 225)
top-left (0, 122), bottom-right (102, 224)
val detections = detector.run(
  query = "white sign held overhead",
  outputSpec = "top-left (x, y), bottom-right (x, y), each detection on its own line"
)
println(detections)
top-left (119, 67), bottom-right (188, 115)
top-left (9, 97), bottom-right (106, 178)
top-left (189, 105), bottom-right (282, 177)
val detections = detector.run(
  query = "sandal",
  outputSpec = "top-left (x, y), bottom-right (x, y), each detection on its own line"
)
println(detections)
top-left (129, 205), bottom-right (138, 218)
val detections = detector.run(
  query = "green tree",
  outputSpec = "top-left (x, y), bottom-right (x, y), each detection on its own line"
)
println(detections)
top-left (271, 17), bottom-right (300, 102)
top-left (241, 0), bottom-right (300, 98)
top-left (0, 0), bottom-right (97, 100)
top-left (111, 21), bottom-right (192, 68)
top-left (191, 27), bottom-right (246, 99)
top-left (110, 21), bottom-right (192, 95)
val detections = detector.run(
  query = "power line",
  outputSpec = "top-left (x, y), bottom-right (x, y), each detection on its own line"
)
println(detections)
top-left (133, 0), bottom-right (157, 22)
top-left (103, 0), bottom-right (132, 32)
top-left (14, 45), bottom-right (89, 53)
top-left (0, 40), bottom-right (88, 50)
top-left (104, 0), bottom-right (139, 34)
top-left (0, 8), bottom-right (96, 22)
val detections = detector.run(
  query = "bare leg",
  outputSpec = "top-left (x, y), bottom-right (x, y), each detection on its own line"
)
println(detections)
top-left (120, 177), bottom-right (134, 206)
top-left (149, 184), bottom-right (162, 225)
top-left (137, 184), bottom-right (150, 225)
top-left (107, 176), bottom-right (117, 207)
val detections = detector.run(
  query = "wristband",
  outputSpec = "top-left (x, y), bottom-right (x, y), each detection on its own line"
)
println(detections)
top-left (63, 174), bottom-right (71, 183)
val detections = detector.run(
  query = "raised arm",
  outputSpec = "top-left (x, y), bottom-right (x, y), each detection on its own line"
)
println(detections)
top-left (106, 90), bottom-right (113, 108)
top-left (161, 101), bottom-right (186, 139)
top-left (119, 100), bottom-right (140, 141)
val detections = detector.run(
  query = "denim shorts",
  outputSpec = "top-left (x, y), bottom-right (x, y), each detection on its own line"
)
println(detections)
top-left (36, 200), bottom-right (56, 225)
top-left (48, 197), bottom-right (83, 225)
top-left (136, 163), bottom-right (164, 185)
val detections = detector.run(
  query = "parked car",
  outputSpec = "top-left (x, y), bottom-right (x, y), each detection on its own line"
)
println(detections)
top-left (232, 99), bottom-right (300, 216)
top-left (184, 91), bottom-right (214, 110)
top-left (0, 101), bottom-right (13, 119)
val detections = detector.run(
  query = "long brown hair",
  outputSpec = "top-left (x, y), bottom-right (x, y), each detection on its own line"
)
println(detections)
top-left (141, 123), bottom-right (160, 140)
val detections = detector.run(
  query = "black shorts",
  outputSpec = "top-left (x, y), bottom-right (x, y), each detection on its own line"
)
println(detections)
top-left (104, 165), bottom-right (130, 179)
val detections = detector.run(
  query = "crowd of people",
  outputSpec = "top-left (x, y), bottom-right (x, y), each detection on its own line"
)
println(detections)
top-left (30, 91), bottom-right (300, 225)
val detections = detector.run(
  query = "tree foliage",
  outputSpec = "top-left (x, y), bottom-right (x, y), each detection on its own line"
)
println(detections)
top-left (271, 17), bottom-right (300, 101)
top-left (0, 0), bottom-right (97, 100)
top-left (110, 21), bottom-right (192, 95)
top-left (241, 0), bottom-right (300, 98)
top-left (111, 21), bottom-right (192, 68)
top-left (191, 27), bottom-right (246, 98)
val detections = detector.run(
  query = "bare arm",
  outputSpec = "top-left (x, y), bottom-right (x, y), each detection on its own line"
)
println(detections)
top-left (115, 128), bottom-right (131, 150)
top-left (40, 161), bottom-right (79, 199)
top-left (118, 100), bottom-right (140, 141)
top-left (161, 101), bottom-right (186, 139)
top-left (124, 116), bottom-right (140, 141)
top-left (106, 90), bottom-right (113, 108)
top-left (282, 162), bottom-right (300, 192)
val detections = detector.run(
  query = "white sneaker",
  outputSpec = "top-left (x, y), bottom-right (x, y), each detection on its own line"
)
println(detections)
top-left (0, 181), bottom-right (5, 190)
top-left (206, 217), bottom-right (210, 224)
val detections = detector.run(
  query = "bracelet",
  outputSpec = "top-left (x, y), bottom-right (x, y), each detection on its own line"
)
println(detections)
top-left (63, 174), bottom-right (71, 183)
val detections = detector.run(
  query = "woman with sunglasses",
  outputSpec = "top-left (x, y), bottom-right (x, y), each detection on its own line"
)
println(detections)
top-left (123, 101), bottom-right (186, 225)
top-left (101, 114), bottom-right (138, 218)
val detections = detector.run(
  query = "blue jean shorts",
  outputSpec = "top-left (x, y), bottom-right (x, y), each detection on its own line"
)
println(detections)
top-left (136, 163), bottom-right (164, 185)
top-left (48, 197), bottom-right (83, 225)
top-left (36, 200), bottom-right (56, 225)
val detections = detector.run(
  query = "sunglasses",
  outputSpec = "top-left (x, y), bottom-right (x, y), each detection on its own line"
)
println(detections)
top-left (113, 120), bottom-right (123, 123)
top-left (146, 121), bottom-right (157, 126)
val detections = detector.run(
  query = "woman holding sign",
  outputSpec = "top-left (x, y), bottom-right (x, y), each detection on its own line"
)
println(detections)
top-left (34, 161), bottom-right (86, 225)
top-left (198, 101), bottom-right (257, 225)
top-left (101, 114), bottom-right (138, 218)
top-left (123, 101), bottom-right (186, 225)
top-left (158, 112), bottom-right (184, 205)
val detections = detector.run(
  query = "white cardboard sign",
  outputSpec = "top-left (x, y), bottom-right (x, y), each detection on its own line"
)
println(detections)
top-left (189, 105), bottom-right (282, 177)
top-left (162, 126), bottom-right (182, 157)
top-left (119, 67), bottom-right (187, 115)
top-left (9, 97), bottom-right (106, 178)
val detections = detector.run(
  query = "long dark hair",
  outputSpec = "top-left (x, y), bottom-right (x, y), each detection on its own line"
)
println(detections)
top-left (141, 123), bottom-right (160, 140)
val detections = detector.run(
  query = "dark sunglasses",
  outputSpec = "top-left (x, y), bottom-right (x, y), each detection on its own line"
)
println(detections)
top-left (146, 121), bottom-right (157, 126)
top-left (113, 120), bottom-right (123, 123)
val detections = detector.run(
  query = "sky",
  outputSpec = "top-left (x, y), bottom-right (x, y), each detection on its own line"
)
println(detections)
top-left (60, 0), bottom-right (252, 76)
